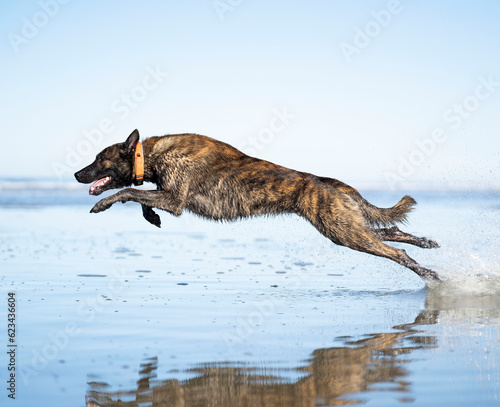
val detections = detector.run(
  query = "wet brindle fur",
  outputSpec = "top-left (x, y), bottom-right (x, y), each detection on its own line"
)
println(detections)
top-left (75, 130), bottom-right (440, 281)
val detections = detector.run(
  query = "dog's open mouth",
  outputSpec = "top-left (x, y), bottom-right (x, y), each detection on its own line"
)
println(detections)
top-left (89, 176), bottom-right (111, 195)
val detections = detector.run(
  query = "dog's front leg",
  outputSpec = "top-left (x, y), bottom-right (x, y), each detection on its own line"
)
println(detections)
top-left (140, 184), bottom-right (163, 227)
top-left (91, 188), bottom-right (185, 217)
top-left (90, 190), bottom-right (131, 213)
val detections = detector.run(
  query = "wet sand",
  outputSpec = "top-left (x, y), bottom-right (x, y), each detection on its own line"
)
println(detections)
top-left (1, 188), bottom-right (499, 406)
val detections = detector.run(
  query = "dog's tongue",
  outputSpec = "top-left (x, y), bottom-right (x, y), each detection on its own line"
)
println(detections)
top-left (89, 177), bottom-right (110, 195)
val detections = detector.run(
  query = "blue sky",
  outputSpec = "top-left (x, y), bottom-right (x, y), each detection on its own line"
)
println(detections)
top-left (1, 0), bottom-right (499, 189)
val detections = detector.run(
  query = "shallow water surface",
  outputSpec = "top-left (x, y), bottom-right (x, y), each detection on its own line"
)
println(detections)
top-left (1, 183), bottom-right (499, 406)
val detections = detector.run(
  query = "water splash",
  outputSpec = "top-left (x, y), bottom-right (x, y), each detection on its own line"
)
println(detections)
top-left (428, 250), bottom-right (500, 295)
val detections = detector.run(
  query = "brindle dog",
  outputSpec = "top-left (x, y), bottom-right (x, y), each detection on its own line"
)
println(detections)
top-left (75, 130), bottom-right (440, 281)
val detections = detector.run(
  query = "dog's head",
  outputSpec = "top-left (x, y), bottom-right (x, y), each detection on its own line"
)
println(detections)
top-left (74, 129), bottom-right (140, 195)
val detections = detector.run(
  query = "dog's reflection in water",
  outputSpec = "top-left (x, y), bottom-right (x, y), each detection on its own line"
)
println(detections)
top-left (86, 310), bottom-right (438, 407)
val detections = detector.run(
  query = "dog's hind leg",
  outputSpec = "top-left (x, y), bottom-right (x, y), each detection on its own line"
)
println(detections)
top-left (350, 235), bottom-right (441, 281)
top-left (373, 226), bottom-right (439, 249)
top-left (332, 225), bottom-right (441, 281)
top-left (304, 201), bottom-right (440, 281)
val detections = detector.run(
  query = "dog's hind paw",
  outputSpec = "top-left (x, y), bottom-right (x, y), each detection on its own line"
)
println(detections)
top-left (420, 238), bottom-right (440, 249)
top-left (421, 267), bottom-right (441, 282)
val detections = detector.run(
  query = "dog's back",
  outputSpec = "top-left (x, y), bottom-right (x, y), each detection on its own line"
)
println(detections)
top-left (144, 133), bottom-right (314, 220)
top-left (146, 134), bottom-right (415, 228)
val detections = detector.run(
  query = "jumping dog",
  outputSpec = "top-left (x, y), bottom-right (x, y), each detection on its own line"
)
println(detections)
top-left (75, 130), bottom-right (440, 281)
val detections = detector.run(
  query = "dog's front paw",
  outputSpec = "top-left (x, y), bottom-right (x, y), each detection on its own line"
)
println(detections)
top-left (90, 197), bottom-right (116, 213)
top-left (142, 205), bottom-right (161, 228)
top-left (146, 211), bottom-right (161, 228)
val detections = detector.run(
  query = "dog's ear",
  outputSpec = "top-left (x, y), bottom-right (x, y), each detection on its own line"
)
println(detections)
top-left (121, 129), bottom-right (140, 156)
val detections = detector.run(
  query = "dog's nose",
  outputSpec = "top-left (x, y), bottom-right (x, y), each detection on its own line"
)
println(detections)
top-left (74, 170), bottom-right (81, 181)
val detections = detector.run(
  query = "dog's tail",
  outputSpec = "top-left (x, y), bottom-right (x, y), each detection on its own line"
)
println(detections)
top-left (356, 195), bottom-right (416, 228)
top-left (316, 177), bottom-right (416, 228)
